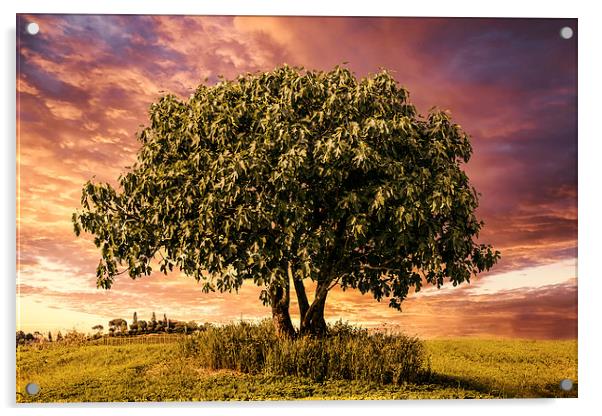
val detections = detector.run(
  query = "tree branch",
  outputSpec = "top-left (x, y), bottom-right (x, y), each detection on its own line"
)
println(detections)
top-left (360, 263), bottom-right (398, 274)
top-left (291, 265), bottom-right (309, 319)
top-left (327, 275), bottom-right (341, 291)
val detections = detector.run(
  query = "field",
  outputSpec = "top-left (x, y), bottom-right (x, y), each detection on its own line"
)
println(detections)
top-left (16, 334), bottom-right (577, 402)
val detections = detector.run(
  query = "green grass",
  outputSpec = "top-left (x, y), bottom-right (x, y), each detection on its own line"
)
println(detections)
top-left (16, 336), bottom-right (577, 402)
top-left (424, 338), bottom-right (578, 398)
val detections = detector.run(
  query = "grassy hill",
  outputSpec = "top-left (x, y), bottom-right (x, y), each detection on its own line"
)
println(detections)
top-left (16, 334), bottom-right (577, 402)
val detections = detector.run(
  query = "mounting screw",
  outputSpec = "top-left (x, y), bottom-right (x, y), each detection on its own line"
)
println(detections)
top-left (559, 378), bottom-right (573, 391)
top-left (25, 382), bottom-right (40, 395)
top-left (26, 22), bottom-right (40, 35)
top-left (560, 27), bottom-right (573, 40)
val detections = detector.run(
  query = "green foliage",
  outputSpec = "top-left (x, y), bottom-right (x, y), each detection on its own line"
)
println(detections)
top-left (180, 320), bottom-right (424, 384)
top-left (73, 65), bottom-right (499, 311)
top-left (108, 318), bottom-right (126, 327)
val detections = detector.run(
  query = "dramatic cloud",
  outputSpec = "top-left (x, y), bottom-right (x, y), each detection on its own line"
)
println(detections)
top-left (16, 15), bottom-right (577, 338)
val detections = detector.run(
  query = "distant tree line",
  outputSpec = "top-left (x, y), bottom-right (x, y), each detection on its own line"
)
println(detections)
top-left (16, 312), bottom-right (204, 346)
top-left (103, 311), bottom-right (201, 338)
top-left (16, 329), bottom-right (70, 346)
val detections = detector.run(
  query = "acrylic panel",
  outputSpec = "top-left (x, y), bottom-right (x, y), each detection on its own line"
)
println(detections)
top-left (16, 14), bottom-right (578, 402)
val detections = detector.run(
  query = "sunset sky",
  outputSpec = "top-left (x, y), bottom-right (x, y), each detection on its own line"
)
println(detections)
top-left (16, 15), bottom-right (577, 339)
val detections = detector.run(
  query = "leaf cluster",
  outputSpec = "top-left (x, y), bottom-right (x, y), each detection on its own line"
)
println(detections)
top-left (73, 65), bottom-right (499, 308)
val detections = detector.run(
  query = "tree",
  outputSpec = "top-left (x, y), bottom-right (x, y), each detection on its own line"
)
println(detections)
top-left (48, 331), bottom-right (53, 342)
top-left (138, 320), bottom-right (148, 332)
top-left (63, 330), bottom-right (87, 345)
top-left (150, 312), bottom-right (157, 331)
top-left (173, 321), bottom-right (187, 333)
top-left (186, 321), bottom-right (199, 332)
top-left (92, 324), bottom-right (104, 339)
top-left (109, 318), bottom-right (127, 335)
top-left (73, 65), bottom-right (499, 337)
top-left (130, 312), bottom-right (139, 333)
top-left (16, 330), bottom-right (26, 346)
top-left (56, 331), bottom-right (63, 342)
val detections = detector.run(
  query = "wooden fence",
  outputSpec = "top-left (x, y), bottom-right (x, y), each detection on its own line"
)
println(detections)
top-left (87, 334), bottom-right (187, 346)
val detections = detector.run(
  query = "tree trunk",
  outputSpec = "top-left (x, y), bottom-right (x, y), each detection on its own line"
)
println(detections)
top-left (270, 281), bottom-right (296, 338)
top-left (300, 214), bottom-right (348, 336)
top-left (300, 280), bottom-right (329, 336)
top-left (291, 263), bottom-right (310, 325)
top-left (301, 297), bottom-right (327, 336)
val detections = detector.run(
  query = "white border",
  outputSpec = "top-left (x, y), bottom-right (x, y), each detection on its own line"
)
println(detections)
top-left (2, 0), bottom-right (584, 17)
top-left (3, 1), bottom-right (601, 415)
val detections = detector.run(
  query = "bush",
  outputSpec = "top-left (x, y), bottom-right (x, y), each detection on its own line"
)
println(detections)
top-left (61, 330), bottom-right (89, 346)
top-left (181, 320), bottom-right (425, 384)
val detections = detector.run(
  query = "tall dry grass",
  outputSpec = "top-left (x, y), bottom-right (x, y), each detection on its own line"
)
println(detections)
top-left (180, 320), bottom-right (425, 384)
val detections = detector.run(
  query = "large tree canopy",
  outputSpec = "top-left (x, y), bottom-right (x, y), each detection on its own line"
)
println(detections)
top-left (73, 65), bottom-right (499, 336)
